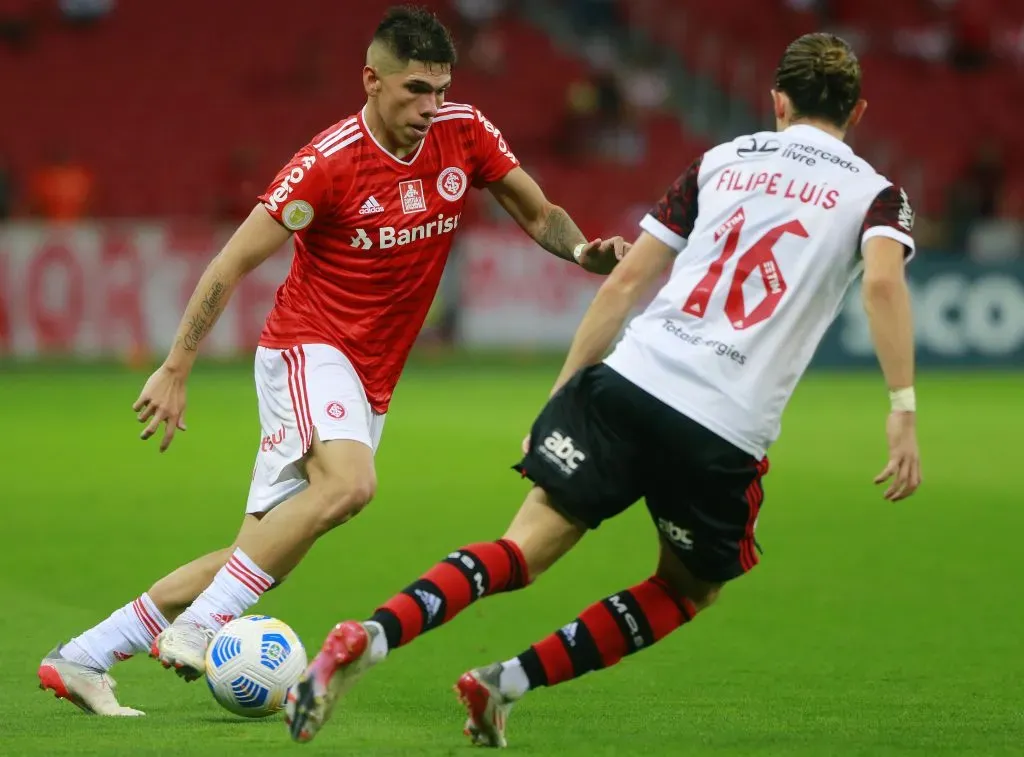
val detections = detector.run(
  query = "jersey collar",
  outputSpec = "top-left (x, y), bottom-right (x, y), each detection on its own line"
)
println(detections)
top-left (783, 124), bottom-right (853, 154)
top-left (359, 106), bottom-right (427, 168)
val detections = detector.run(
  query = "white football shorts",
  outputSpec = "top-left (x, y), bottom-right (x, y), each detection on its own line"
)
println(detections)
top-left (245, 344), bottom-right (386, 515)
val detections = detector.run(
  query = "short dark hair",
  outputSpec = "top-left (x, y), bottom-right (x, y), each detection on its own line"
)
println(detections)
top-left (373, 5), bottom-right (457, 67)
top-left (775, 33), bottom-right (861, 127)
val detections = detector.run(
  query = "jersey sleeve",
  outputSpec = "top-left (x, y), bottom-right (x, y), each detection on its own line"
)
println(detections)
top-left (861, 185), bottom-right (916, 261)
top-left (469, 108), bottom-right (520, 187)
top-left (258, 145), bottom-right (333, 232)
top-left (640, 156), bottom-right (703, 253)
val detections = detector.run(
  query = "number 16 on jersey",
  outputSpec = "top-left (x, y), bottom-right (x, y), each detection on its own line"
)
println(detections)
top-left (682, 206), bottom-right (809, 330)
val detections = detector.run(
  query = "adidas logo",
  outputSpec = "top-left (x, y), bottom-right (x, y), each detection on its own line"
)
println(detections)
top-left (414, 588), bottom-right (443, 622)
top-left (359, 196), bottom-right (385, 215)
top-left (560, 621), bottom-right (579, 647)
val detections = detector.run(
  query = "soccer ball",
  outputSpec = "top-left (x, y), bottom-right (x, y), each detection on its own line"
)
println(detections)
top-left (204, 615), bottom-right (307, 718)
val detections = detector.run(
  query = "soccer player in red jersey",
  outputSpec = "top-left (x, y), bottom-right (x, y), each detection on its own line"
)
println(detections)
top-left (36, 5), bottom-right (630, 715)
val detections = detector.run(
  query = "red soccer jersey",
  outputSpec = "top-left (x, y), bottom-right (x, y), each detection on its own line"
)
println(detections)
top-left (257, 102), bottom-right (519, 413)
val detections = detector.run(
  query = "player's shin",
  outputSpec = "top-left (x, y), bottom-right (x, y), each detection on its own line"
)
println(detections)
top-left (178, 548), bottom-right (276, 631)
top-left (61, 593), bottom-right (169, 671)
top-left (368, 539), bottom-right (531, 652)
top-left (498, 576), bottom-right (697, 697)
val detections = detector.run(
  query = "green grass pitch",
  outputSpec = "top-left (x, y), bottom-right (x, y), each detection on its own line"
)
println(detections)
top-left (2, 360), bottom-right (1020, 756)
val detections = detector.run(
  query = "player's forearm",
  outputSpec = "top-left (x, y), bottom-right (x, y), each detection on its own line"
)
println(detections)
top-left (164, 255), bottom-right (244, 374)
top-left (862, 277), bottom-right (915, 391)
top-left (551, 283), bottom-right (633, 396)
top-left (529, 204), bottom-right (587, 263)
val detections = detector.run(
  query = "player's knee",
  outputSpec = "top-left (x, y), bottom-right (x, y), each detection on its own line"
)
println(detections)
top-left (655, 549), bottom-right (723, 610)
top-left (657, 569), bottom-right (722, 610)
top-left (310, 475), bottom-right (376, 532)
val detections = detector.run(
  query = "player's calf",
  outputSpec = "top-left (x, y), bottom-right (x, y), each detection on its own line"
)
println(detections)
top-left (370, 538), bottom-right (530, 651)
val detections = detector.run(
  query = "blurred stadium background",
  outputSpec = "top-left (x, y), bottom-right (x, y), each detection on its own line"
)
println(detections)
top-left (2, 2), bottom-right (1021, 755)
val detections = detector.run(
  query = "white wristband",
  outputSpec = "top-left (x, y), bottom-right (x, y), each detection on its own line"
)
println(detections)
top-left (889, 387), bottom-right (916, 413)
top-left (572, 242), bottom-right (585, 264)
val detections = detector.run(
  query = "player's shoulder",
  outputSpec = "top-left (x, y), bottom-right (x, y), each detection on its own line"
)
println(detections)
top-left (435, 100), bottom-right (481, 125)
top-left (305, 112), bottom-right (366, 163)
top-left (430, 100), bottom-right (487, 144)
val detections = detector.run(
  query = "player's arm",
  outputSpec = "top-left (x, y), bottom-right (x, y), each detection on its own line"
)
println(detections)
top-left (133, 206), bottom-right (290, 451)
top-left (163, 205), bottom-right (289, 375)
top-left (487, 167), bottom-right (627, 274)
top-left (860, 185), bottom-right (921, 500)
top-left (135, 145), bottom-right (330, 451)
top-left (549, 231), bottom-right (675, 396)
top-left (861, 236), bottom-right (915, 395)
top-left (547, 157), bottom-right (701, 396)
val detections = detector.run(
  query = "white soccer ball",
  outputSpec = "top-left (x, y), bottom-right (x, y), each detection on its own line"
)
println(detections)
top-left (204, 615), bottom-right (307, 718)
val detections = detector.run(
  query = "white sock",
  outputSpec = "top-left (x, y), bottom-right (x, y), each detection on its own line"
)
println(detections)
top-left (498, 658), bottom-right (531, 699)
top-left (180, 548), bottom-right (275, 631)
top-left (365, 620), bottom-right (389, 662)
top-left (61, 593), bottom-right (169, 671)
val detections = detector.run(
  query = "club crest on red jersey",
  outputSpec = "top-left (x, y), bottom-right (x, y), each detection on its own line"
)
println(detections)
top-left (399, 179), bottom-right (426, 214)
top-left (437, 166), bottom-right (468, 202)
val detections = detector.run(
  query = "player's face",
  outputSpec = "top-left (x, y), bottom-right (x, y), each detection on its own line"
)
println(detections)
top-left (373, 61), bottom-right (452, 147)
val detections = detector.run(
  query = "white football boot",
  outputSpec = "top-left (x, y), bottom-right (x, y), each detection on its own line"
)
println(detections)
top-left (37, 645), bottom-right (145, 716)
top-left (285, 620), bottom-right (384, 743)
top-left (454, 663), bottom-right (520, 748)
top-left (150, 618), bottom-right (215, 681)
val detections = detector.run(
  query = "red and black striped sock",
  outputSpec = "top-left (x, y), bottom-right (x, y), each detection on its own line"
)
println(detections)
top-left (515, 576), bottom-right (696, 689)
top-left (370, 539), bottom-right (529, 649)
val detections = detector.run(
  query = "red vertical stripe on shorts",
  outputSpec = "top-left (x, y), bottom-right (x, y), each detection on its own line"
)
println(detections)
top-left (295, 346), bottom-right (314, 448)
top-left (282, 348), bottom-right (309, 452)
top-left (740, 456), bottom-right (770, 572)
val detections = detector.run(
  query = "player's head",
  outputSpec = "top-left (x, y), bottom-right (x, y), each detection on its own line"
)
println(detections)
top-left (771, 33), bottom-right (866, 137)
top-left (364, 5), bottom-right (457, 149)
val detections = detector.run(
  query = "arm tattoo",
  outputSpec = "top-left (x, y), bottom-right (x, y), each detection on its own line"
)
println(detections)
top-left (182, 279), bottom-right (227, 352)
top-left (534, 205), bottom-right (587, 262)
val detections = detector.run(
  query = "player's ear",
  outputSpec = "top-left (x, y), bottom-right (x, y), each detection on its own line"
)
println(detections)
top-left (770, 89), bottom-right (787, 125)
top-left (363, 66), bottom-right (382, 98)
top-left (846, 99), bottom-right (868, 129)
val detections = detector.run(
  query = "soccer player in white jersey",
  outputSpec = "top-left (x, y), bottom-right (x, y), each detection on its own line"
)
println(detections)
top-left (284, 32), bottom-right (923, 746)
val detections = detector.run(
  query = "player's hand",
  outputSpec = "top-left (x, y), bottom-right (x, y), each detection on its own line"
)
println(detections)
top-left (577, 236), bottom-right (631, 275)
top-left (133, 364), bottom-right (188, 453)
top-left (874, 411), bottom-right (922, 501)
top-left (521, 433), bottom-right (530, 455)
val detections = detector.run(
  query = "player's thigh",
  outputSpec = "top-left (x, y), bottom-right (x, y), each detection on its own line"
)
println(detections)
top-left (305, 434), bottom-right (377, 509)
top-left (644, 423), bottom-right (769, 584)
top-left (503, 486), bottom-right (586, 580)
top-left (514, 364), bottom-right (644, 534)
top-left (246, 344), bottom-right (380, 516)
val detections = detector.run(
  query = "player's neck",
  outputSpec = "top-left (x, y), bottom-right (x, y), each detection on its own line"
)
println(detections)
top-left (362, 104), bottom-right (419, 160)
top-left (786, 118), bottom-right (847, 143)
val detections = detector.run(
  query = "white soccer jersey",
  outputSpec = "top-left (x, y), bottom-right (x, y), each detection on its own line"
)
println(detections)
top-left (604, 124), bottom-right (916, 459)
